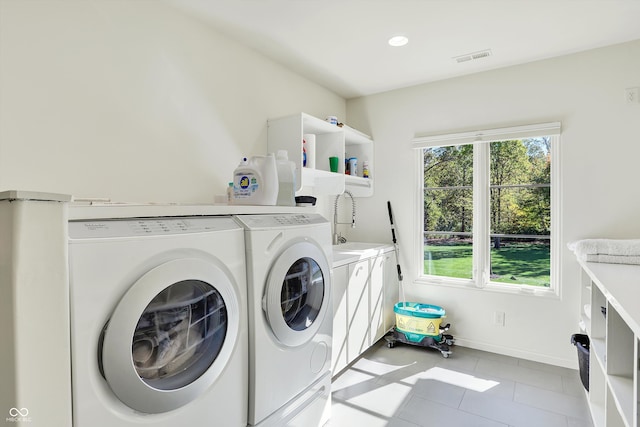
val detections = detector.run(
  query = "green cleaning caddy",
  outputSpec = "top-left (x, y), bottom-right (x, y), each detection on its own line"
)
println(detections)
top-left (385, 302), bottom-right (454, 358)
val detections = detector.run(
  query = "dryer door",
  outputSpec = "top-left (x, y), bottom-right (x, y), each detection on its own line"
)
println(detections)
top-left (100, 258), bottom-right (239, 414)
top-left (264, 241), bottom-right (331, 347)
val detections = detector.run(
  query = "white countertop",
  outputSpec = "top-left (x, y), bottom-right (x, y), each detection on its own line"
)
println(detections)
top-left (1, 190), bottom-right (317, 219)
top-left (578, 259), bottom-right (640, 337)
top-left (68, 202), bottom-right (315, 220)
top-left (332, 242), bottom-right (394, 268)
top-left (0, 190), bottom-right (72, 202)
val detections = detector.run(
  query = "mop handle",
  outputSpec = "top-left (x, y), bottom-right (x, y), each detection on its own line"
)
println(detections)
top-left (387, 201), bottom-right (403, 282)
top-left (387, 201), bottom-right (398, 244)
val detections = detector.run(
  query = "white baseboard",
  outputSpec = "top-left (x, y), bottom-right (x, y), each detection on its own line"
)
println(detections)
top-left (453, 337), bottom-right (577, 370)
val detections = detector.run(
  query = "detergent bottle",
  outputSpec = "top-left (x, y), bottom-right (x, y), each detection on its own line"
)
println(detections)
top-left (233, 154), bottom-right (278, 205)
top-left (275, 150), bottom-right (296, 206)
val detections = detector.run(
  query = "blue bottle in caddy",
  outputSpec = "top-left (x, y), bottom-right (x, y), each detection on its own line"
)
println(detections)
top-left (345, 157), bottom-right (357, 176)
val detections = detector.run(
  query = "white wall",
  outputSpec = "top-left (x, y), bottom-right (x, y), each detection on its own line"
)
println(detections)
top-left (345, 40), bottom-right (640, 367)
top-left (0, 0), bottom-right (345, 203)
top-left (2, 0), bottom-right (639, 369)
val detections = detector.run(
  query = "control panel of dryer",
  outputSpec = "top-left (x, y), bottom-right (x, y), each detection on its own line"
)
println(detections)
top-left (235, 214), bottom-right (328, 230)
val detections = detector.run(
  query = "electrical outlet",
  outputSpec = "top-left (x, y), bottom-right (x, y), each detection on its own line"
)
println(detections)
top-left (493, 311), bottom-right (505, 326)
top-left (625, 87), bottom-right (640, 104)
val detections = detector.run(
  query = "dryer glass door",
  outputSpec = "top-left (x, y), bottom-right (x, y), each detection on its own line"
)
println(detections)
top-left (132, 279), bottom-right (227, 390)
top-left (281, 257), bottom-right (324, 331)
top-left (265, 241), bottom-right (331, 347)
top-left (100, 258), bottom-right (240, 414)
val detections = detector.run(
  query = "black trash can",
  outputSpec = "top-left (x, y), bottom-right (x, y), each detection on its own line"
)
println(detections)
top-left (571, 334), bottom-right (590, 391)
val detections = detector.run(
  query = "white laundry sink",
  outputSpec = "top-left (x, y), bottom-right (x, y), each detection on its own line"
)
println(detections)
top-left (331, 242), bottom-right (391, 267)
top-left (334, 242), bottom-right (388, 252)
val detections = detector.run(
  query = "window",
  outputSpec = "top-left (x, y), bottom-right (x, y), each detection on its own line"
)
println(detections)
top-left (413, 123), bottom-right (560, 294)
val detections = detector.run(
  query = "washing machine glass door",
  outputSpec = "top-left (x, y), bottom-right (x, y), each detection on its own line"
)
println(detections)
top-left (100, 258), bottom-right (240, 414)
top-left (264, 241), bottom-right (330, 347)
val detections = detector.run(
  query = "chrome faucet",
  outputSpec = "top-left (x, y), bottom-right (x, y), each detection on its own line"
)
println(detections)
top-left (333, 190), bottom-right (356, 245)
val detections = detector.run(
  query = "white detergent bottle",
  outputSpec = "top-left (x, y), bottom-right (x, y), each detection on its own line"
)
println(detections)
top-left (275, 150), bottom-right (296, 206)
top-left (233, 154), bottom-right (278, 205)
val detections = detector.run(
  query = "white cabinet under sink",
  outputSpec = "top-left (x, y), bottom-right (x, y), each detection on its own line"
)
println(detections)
top-left (331, 244), bottom-right (398, 376)
top-left (347, 259), bottom-right (370, 363)
top-left (332, 263), bottom-right (349, 375)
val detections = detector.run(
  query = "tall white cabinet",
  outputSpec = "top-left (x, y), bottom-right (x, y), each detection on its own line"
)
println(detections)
top-left (0, 191), bottom-right (73, 427)
top-left (577, 260), bottom-right (640, 427)
top-left (267, 112), bottom-right (374, 196)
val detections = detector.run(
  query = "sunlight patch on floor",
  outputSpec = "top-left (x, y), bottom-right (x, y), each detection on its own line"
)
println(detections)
top-left (351, 357), bottom-right (416, 376)
top-left (422, 366), bottom-right (499, 392)
top-left (342, 382), bottom-right (413, 418)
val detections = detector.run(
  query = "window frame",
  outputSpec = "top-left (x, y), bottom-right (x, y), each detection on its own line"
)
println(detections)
top-left (413, 123), bottom-right (562, 298)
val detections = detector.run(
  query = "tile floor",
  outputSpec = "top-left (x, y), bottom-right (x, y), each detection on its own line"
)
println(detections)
top-left (329, 340), bottom-right (593, 427)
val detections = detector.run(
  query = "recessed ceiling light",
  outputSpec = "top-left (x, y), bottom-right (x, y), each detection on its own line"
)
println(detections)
top-left (388, 35), bottom-right (409, 47)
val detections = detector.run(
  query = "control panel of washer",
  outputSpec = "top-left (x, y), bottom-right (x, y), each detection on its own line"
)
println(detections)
top-left (69, 216), bottom-right (240, 239)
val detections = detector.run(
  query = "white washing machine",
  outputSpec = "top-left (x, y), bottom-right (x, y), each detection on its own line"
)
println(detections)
top-left (235, 214), bottom-right (333, 427)
top-left (68, 216), bottom-right (248, 427)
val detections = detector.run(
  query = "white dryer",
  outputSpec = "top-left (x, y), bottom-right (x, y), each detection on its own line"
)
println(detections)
top-left (235, 214), bottom-right (333, 427)
top-left (68, 216), bottom-right (247, 427)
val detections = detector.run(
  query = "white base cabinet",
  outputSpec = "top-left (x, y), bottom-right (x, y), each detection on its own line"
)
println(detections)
top-left (331, 263), bottom-right (349, 376)
top-left (347, 259), bottom-right (370, 363)
top-left (332, 246), bottom-right (398, 376)
top-left (577, 260), bottom-right (640, 427)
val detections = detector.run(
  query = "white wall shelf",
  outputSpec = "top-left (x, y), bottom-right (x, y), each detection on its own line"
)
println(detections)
top-left (578, 259), bottom-right (640, 427)
top-left (267, 113), bottom-right (374, 197)
top-left (343, 125), bottom-right (374, 197)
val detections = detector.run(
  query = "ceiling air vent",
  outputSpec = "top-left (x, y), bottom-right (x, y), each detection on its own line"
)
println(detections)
top-left (454, 49), bottom-right (492, 64)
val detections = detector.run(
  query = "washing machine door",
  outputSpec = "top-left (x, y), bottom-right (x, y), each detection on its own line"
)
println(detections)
top-left (100, 258), bottom-right (239, 414)
top-left (264, 240), bottom-right (331, 347)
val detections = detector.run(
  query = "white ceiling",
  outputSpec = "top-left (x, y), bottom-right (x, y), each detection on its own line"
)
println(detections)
top-left (169, 1), bottom-right (640, 99)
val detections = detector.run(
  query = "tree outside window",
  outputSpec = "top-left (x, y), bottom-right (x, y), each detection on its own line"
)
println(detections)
top-left (423, 137), bottom-right (551, 288)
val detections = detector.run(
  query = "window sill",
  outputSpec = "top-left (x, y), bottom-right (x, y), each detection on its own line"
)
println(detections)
top-left (414, 276), bottom-right (560, 299)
